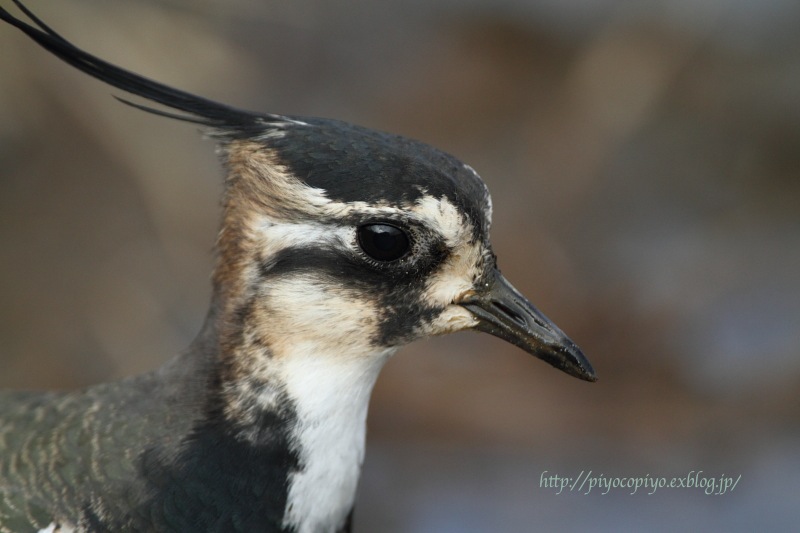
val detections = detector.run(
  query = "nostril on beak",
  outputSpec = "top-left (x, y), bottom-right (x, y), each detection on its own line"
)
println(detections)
top-left (491, 300), bottom-right (526, 328)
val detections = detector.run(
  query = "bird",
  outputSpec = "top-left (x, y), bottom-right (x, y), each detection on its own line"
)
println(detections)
top-left (0, 1), bottom-right (596, 532)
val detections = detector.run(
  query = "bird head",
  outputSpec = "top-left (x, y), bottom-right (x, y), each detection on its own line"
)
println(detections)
top-left (212, 119), bottom-right (595, 381)
top-left (1, 1), bottom-right (595, 382)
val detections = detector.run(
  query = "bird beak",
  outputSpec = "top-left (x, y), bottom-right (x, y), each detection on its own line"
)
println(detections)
top-left (459, 269), bottom-right (597, 382)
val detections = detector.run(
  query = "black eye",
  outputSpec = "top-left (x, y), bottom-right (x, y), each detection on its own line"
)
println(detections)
top-left (357, 223), bottom-right (411, 262)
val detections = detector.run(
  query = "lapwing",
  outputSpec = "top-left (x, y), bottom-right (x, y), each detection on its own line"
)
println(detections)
top-left (0, 2), bottom-right (596, 532)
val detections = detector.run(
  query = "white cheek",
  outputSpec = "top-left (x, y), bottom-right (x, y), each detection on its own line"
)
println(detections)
top-left (423, 239), bottom-right (485, 305)
top-left (422, 305), bottom-right (478, 336)
top-left (424, 272), bottom-right (475, 306)
top-left (257, 275), bottom-right (380, 357)
top-left (410, 195), bottom-right (490, 308)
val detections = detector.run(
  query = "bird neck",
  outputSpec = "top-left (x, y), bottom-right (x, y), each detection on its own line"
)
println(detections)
top-left (200, 293), bottom-right (396, 532)
top-left (276, 346), bottom-right (395, 532)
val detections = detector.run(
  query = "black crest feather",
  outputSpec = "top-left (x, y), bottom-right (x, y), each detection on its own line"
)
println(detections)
top-left (0, 0), bottom-right (291, 134)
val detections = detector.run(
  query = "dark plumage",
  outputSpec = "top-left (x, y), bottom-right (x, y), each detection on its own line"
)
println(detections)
top-left (1, 2), bottom-right (595, 532)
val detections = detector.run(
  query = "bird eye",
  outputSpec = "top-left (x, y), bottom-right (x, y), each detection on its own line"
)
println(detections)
top-left (357, 223), bottom-right (411, 262)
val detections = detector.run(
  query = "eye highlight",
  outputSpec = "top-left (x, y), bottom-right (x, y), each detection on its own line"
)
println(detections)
top-left (357, 223), bottom-right (411, 262)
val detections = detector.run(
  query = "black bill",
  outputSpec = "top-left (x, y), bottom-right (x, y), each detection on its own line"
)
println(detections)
top-left (460, 269), bottom-right (597, 382)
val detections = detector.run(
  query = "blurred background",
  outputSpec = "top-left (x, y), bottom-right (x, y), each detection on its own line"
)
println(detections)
top-left (1, 0), bottom-right (798, 530)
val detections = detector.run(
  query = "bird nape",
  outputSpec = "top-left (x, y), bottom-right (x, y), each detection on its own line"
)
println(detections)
top-left (0, 1), bottom-right (596, 532)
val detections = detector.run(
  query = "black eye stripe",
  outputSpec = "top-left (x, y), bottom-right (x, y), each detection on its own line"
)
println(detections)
top-left (357, 223), bottom-right (411, 262)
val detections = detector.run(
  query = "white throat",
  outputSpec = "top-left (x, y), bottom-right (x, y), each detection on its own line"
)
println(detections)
top-left (279, 345), bottom-right (396, 533)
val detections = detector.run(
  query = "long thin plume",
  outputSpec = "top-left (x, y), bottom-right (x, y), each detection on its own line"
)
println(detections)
top-left (0, 0), bottom-right (293, 132)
